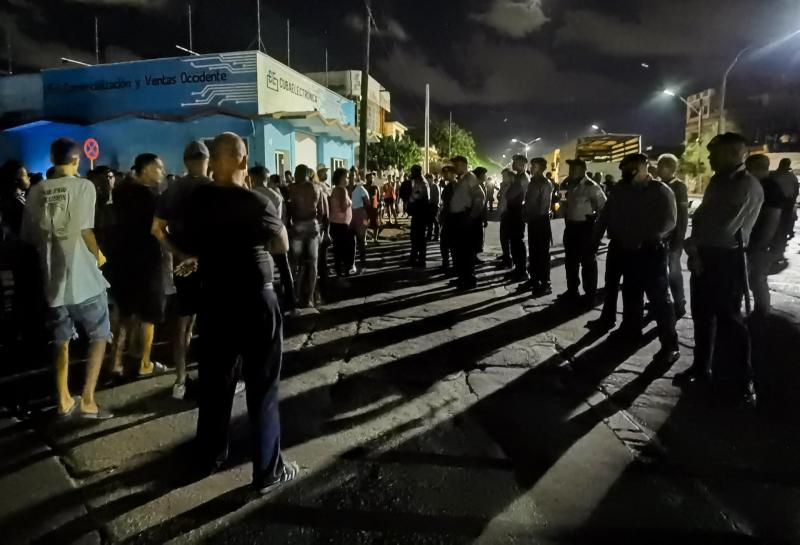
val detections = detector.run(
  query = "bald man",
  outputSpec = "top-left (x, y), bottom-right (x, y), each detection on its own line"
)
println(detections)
top-left (676, 133), bottom-right (764, 407)
top-left (181, 132), bottom-right (298, 492)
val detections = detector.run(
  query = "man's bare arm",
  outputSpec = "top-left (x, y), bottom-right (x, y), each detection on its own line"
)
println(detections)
top-left (270, 225), bottom-right (289, 254)
top-left (151, 217), bottom-right (187, 262)
top-left (81, 229), bottom-right (106, 267)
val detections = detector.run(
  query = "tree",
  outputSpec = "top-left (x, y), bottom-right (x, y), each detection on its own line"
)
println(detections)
top-left (431, 120), bottom-right (478, 165)
top-left (367, 134), bottom-right (422, 170)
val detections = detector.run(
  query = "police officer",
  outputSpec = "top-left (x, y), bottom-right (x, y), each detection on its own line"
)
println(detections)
top-left (675, 133), bottom-right (764, 407)
top-left (506, 155), bottom-right (530, 282)
top-left (597, 154), bottom-right (680, 363)
top-left (655, 154), bottom-right (689, 319)
top-left (520, 157), bottom-right (553, 296)
top-left (407, 165), bottom-right (430, 268)
top-left (560, 158), bottom-right (606, 303)
top-left (449, 156), bottom-right (485, 290)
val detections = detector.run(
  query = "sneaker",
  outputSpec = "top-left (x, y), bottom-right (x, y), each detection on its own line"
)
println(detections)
top-left (349, 265), bottom-right (358, 275)
top-left (172, 381), bottom-right (187, 400)
top-left (257, 461), bottom-right (300, 495)
top-left (235, 380), bottom-right (246, 395)
top-left (674, 304), bottom-right (687, 320)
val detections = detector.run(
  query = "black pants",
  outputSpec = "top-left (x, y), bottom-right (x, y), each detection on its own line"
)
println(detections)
top-left (599, 241), bottom-right (622, 322)
top-left (426, 204), bottom-right (440, 240)
top-left (527, 215), bottom-right (551, 285)
top-left (564, 220), bottom-right (597, 296)
top-left (473, 219), bottom-right (485, 257)
top-left (499, 214), bottom-right (510, 262)
top-left (196, 287), bottom-right (284, 486)
top-left (690, 247), bottom-right (752, 387)
top-left (620, 244), bottom-right (678, 350)
top-left (410, 212), bottom-right (429, 264)
top-left (504, 212), bottom-right (526, 272)
top-left (451, 212), bottom-right (476, 284)
top-left (330, 222), bottom-right (355, 276)
top-left (440, 219), bottom-right (453, 266)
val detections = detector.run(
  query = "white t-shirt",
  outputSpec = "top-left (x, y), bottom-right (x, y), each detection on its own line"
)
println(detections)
top-left (21, 175), bottom-right (109, 307)
top-left (351, 184), bottom-right (370, 209)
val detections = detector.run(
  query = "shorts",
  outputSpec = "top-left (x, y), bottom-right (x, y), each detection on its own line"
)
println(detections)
top-left (49, 291), bottom-right (112, 345)
top-left (383, 198), bottom-right (395, 206)
top-left (109, 248), bottom-right (166, 324)
top-left (174, 273), bottom-right (202, 317)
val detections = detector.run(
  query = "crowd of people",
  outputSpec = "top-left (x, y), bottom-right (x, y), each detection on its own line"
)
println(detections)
top-left (0, 129), bottom-right (797, 493)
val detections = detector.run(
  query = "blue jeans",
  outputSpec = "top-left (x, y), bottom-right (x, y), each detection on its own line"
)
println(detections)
top-left (196, 287), bottom-right (285, 485)
top-left (48, 291), bottom-right (112, 345)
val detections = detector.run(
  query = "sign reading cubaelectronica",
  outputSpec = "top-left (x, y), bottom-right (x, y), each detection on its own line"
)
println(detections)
top-left (43, 51), bottom-right (355, 126)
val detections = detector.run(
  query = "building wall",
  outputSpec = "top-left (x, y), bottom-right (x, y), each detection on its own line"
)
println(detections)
top-left (0, 115), bottom-right (354, 179)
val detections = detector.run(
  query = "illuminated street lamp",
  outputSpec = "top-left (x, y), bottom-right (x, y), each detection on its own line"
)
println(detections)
top-left (663, 89), bottom-right (702, 144)
top-left (720, 27), bottom-right (800, 133)
top-left (591, 124), bottom-right (608, 135)
top-left (510, 137), bottom-right (541, 159)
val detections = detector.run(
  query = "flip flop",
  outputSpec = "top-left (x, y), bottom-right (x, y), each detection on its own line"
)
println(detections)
top-left (137, 361), bottom-right (168, 379)
top-left (78, 406), bottom-right (114, 420)
top-left (57, 396), bottom-right (81, 419)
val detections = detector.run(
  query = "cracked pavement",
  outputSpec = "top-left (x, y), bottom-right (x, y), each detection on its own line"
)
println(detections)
top-left (2, 218), bottom-right (800, 544)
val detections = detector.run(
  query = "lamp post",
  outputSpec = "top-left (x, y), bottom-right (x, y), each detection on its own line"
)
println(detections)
top-left (663, 89), bottom-right (703, 145)
top-left (591, 124), bottom-right (608, 135)
top-left (510, 137), bottom-right (541, 159)
top-left (719, 27), bottom-right (800, 134)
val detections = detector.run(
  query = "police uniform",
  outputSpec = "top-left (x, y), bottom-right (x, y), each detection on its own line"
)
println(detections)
top-left (505, 165), bottom-right (529, 279)
top-left (603, 163), bottom-right (678, 356)
top-left (523, 158), bottom-right (553, 293)
top-left (408, 173), bottom-right (430, 267)
top-left (449, 168), bottom-right (485, 288)
top-left (562, 159), bottom-right (606, 298)
top-left (679, 137), bottom-right (764, 396)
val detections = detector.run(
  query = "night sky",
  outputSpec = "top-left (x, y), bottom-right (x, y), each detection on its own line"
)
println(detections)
top-left (4, 0), bottom-right (800, 160)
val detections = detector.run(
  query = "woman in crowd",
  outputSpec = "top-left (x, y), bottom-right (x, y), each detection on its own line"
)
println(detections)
top-left (329, 168), bottom-right (356, 277)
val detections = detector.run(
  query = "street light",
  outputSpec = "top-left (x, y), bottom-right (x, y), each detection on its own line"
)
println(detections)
top-left (591, 124), bottom-right (608, 135)
top-left (510, 137), bottom-right (541, 159)
top-left (719, 27), bottom-right (800, 133)
top-left (663, 88), bottom-right (703, 144)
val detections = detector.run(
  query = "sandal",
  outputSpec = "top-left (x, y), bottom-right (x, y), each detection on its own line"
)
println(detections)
top-left (78, 406), bottom-right (114, 420)
top-left (137, 361), bottom-right (168, 379)
top-left (57, 396), bottom-right (81, 419)
top-left (256, 461), bottom-right (300, 495)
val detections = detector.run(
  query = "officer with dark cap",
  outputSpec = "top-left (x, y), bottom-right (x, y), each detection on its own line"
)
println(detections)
top-left (592, 153), bottom-right (680, 363)
top-left (505, 154), bottom-right (530, 282)
top-left (520, 157), bottom-right (553, 295)
top-left (675, 133), bottom-right (764, 406)
top-left (560, 158), bottom-right (606, 303)
top-left (448, 156), bottom-right (485, 290)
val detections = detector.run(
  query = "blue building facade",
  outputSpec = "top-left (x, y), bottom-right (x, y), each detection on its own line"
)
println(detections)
top-left (0, 51), bottom-right (357, 176)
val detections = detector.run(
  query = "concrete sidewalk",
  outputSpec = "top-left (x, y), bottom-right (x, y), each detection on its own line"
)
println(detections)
top-left (2, 221), bottom-right (800, 544)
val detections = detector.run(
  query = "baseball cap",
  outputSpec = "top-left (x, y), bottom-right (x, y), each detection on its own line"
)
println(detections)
top-left (183, 140), bottom-right (210, 160)
top-left (317, 163), bottom-right (329, 171)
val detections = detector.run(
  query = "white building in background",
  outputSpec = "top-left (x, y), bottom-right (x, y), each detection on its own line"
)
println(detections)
top-left (305, 70), bottom-right (407, 140)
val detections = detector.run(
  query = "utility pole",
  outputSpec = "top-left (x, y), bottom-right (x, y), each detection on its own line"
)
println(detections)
top-left (5, 29), bottom-right (11, 75)
top-left (325, 48), bottom-right (329, 87)
top-left (187, 1), bottom-right (194, 53)
top-left (286, 19), bottom-right (291, 66)
top-left (94, 16), bottom-right (100, 64)
top-left (255, 0), bottom-right (265, 52)
top-left (448, 111), bottom-right (453, 157)
top-left (358, 0), bottom-right (371, 173)
top-left (424, 84), bottom-right (430, 174)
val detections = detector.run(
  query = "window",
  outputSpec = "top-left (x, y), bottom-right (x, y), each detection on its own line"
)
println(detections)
top-left (331, 158), bottom-right (347, 171)
top-left (274, 151), bottom-right (287, 180)
top-left (702, 105), bottom-right (709, 117)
